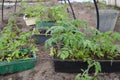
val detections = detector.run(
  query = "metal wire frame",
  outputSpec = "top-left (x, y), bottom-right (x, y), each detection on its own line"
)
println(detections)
top-left (58, 0), bottom-right (76, 19)
top-left (1, 0), bottom-right (21, 22)
top-left (1, 0), bottom-right (16, 22)
top-left (93, 0), bottom-right (99, 30)
top-left (58, 0), bottom-right (99, 29)
top-left (14, 0), bottom-right (17, 12)
top-left (67, 0), bottom-right (76, 19)
top-left (2, 0), bottom-right (4, 22)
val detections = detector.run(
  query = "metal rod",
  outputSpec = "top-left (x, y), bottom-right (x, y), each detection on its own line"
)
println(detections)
top-left (115, 0), bottom-right (117, 7)
top-left (14, 0), bottom-right (17, 12)
top-left (2, 0), bottom-right (4, 22)
top-left (93, 0), bottom-right (99, 30)
top-left (67, 0), bottom-right (76, 19)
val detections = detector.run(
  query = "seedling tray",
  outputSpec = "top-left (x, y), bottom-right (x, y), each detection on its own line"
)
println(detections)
top-left (53, 58), bottom-right (120, 73)
top-left (0, 54), bottom-right (36, 74)
top-left (36, 20), bottom-right (55, 29)
top-left (33, 34), bottom-right (51, 44)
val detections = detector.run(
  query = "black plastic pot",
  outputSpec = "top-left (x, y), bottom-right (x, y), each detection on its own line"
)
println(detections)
top-left (53, 58), bottom-right (120, 73)
top-left (33, 34), bottom-right (51, 44)
top-left (32, 28), bottom-right (51, 44)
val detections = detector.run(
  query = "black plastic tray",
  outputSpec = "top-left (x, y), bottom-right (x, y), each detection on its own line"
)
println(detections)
top-left (53, 59), bottom-right (120, 73)
top-left (33, 34), bottom-right (51, 44)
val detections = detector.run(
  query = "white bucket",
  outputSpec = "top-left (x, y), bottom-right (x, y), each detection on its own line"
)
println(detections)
top-left (97, 9), bottom-right (119, 32)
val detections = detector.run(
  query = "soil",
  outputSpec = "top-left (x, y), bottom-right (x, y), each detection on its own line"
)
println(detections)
top-left (0, 1), bottom-right (120, 80)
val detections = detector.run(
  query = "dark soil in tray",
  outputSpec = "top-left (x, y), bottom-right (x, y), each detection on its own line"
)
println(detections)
top-left (0, 1), bottom-right (120, 80)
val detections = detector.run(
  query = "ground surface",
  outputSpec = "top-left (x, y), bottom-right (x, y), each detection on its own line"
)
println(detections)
top-left (0, 2), bottom-right (120, 80)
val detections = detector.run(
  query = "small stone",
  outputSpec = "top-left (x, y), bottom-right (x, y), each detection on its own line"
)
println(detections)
top-left (8, 78), bottom-right (12, 80)
top-left (114, 78), bottom-right (119, 80)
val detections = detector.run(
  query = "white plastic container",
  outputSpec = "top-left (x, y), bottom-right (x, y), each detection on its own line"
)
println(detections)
top-left (23, 14), bottom-right (37, 26)
top-left (98, 10), bottom-right (119, 32)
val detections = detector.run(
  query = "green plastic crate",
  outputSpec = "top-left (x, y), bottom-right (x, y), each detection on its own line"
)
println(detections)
top-left (0, 54), bottom-right (36, 74)
top-left (36, 20), bottom-right (55, 29)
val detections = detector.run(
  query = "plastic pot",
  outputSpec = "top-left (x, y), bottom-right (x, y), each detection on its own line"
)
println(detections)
top-left (33, 34), bottom-right (51, 44)
top-left (23, 14), bottom-right (37, 26)
top-left (98, 9), bottom-right (119, 32)
top-left (0, 53), bottom-right (36, 74)
top-left (32, 28), bottom-right (51, 44)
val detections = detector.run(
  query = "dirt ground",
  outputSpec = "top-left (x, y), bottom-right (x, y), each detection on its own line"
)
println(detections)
top-left (0, 1), bottom-right (120, 80)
